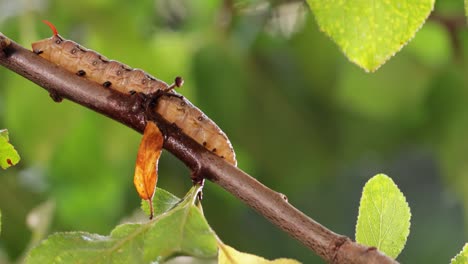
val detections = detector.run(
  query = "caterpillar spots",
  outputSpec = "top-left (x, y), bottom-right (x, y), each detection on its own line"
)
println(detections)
top-left (32, 29), bottom-right (166, 95)
top-left (31, 20), bottom-right (236, 166)
top-left (76, 70), bottom-right (86, 76)
top-left (103, 81), bottom-right (112, 88)
top-left (155, 94), bottom-right (236, 165)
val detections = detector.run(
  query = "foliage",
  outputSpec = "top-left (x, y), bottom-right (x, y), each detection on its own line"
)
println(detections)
top-left (451, 243), bottom-right (468, 264)
top-left (0, 128), bottom-right (18, 239)
top-left (306, 0), bottom-right (435, 71)
top-left (218, 243), bottom-right (301, 264)
top-left (0, 0), bottom-right (467, 263)
top-left (26, 186), bottom-right (219, 263)
top-left (26, 185), bottom-right (302, 263)
top-left (355, 174), bottom-right (411, 259)
top-left (141, 187), bottom-right (181, 217)
top-left (0, 129), bottom-right (20, 169)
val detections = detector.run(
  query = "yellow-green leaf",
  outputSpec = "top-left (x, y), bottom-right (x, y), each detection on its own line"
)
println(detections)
top-left (306, 0), bottom-right (435, 72)
top-left (451, 243), bottom-right (468, 264)
top-left (355, 174), bottom-right (411, 259)
top-left (218, 243), bottom-right (301, 264)
top-left (0, 129), bottom-right (20, 169)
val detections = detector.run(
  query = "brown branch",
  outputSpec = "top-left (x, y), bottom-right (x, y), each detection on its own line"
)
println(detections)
top-left (428, 12), bottom-right (466, 60)
top-left (0, 33), bottom-right (397, 264)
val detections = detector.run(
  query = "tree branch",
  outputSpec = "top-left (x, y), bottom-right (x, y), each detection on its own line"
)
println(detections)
top-left (428, 12), bottom-right (466, 60)
top-left (0, 33), bottom-right (397, 264)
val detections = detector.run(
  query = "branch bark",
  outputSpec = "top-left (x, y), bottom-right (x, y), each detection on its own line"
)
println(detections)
top-left (0, 33), bottom-right (398, 264)
top-left (428, 12), bottom-right (466, 60)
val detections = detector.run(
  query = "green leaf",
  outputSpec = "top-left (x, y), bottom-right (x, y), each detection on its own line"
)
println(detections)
top-left (26, 186), bottom-right (217, 263)
top-left (306, 0), bottom-right (435, 72)
top-left (0, 129), bottom-right (20, 169)
top-left (141, 188), bottom-right (181, 218)
top-left (451, 243), bottom-right (468, 264)
top-left (0, 208), bottom-right (2, 236)
top-left (355, 174), bottom-right (411, 259)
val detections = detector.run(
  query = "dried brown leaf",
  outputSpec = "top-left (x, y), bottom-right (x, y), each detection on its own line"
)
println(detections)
top-left (134, 121), bottom-right (163, 219)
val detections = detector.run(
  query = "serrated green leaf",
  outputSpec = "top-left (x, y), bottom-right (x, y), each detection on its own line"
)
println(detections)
top-left (451, 243), bottom-right (468, 264)
top-left (355, 174), bottom-right (411, 259)
top-left (306, 0), bottom-right (435, 72)
top-left (26, 185), bottom-right (217, 263)
top-left (141, 187), bottom-right (181, 217)
top-left (0, 129), bottom-right (20, 169)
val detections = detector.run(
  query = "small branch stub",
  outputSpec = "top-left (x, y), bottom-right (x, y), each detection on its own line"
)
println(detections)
top-left (0, 33), bottom-right (11, 50)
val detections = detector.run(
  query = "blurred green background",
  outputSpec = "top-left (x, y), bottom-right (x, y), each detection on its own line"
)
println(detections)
top-left (0, 0), bottom-right (467, 263)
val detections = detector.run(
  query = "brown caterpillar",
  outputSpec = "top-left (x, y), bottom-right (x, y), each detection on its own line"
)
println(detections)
top-left (32, 21), bottom-right (236, 166)
top-left (156, 95), bottom-right (234, 163)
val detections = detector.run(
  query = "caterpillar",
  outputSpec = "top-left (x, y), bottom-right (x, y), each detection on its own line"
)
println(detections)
top-left (31, 20), bottom-right (236, 166)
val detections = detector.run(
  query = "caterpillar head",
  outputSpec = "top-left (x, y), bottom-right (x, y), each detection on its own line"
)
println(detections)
top-left (31, 20), bottom-right (65, 60)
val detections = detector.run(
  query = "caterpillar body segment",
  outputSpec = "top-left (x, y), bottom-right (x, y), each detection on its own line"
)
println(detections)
top-left (155, 94), bottom-right (236, 166)
top-left (31, 21), bottom-right (237, 166)
top-left (32, 35), bottom-right (168, 94)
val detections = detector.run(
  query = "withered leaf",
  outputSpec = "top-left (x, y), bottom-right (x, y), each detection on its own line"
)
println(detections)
top-left (134, 121), bottom-right (163, 219)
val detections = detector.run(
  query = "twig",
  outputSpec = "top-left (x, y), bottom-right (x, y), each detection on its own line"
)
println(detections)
top-left (0, 33), bottom-right (397, 264)
top-left (428, 12), bottom-right (466, 60)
